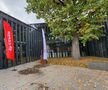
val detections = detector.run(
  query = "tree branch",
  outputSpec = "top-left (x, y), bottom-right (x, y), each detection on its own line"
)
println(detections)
top-left (53, 0), bottom-right (66, 6)
top-left (58, 0), bottom-right (65, 6)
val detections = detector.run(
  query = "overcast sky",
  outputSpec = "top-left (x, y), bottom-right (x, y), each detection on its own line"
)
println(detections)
top-left (0, 0), bottom-right (45, 24)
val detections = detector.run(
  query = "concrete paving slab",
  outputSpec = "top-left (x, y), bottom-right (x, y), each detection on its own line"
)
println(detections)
top-left (88, 62), bottom-right (108, 71)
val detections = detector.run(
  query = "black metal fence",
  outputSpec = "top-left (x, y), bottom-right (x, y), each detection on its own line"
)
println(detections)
top-left (0, 11), bottom-right (43, 69)
top-left (80, 21), bottom-right (108, 58)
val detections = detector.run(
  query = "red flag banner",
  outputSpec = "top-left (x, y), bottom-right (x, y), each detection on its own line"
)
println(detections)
top-left (3, 20), bottom-right (15, 61)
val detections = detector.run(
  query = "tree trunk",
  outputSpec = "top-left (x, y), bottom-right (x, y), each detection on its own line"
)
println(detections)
top-left (72, 34), bottom-right (80, 60)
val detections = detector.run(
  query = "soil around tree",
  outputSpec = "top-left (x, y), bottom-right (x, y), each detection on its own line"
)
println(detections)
top-left (18, 64), bottom-right (49, 75)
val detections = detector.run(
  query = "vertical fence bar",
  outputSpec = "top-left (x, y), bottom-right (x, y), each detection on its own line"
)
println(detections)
top-left (0, 15), bottom-right (3, 69)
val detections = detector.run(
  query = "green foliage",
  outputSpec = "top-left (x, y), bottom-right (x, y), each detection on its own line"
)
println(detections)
top-left (26, 0), bottom-right (108, 45)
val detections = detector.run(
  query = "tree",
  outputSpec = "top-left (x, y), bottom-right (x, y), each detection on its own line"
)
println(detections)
top-left (26, 0), bottom-right (108, 60)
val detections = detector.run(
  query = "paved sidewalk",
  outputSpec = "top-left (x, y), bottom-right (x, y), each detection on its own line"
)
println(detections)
top-left (0, 61), bottom-right (108, 90)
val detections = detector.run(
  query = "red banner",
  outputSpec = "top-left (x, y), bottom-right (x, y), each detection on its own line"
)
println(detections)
top-left (3, 20), bottom-right (15, 61)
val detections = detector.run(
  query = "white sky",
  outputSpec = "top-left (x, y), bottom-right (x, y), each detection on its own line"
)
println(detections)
top-left (0, 0), bottom-right (45, 24)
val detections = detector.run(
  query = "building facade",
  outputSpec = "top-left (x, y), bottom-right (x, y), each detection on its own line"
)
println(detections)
top-left (31, 21), bottom-right (108, 58)
top-left (0, 10), bottom-right (108, 69)
top-left (0, 11), bottom-right (43, 69)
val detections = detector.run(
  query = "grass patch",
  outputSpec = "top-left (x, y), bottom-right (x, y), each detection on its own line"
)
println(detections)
top-left (48, 57), bottom-right (108, 68)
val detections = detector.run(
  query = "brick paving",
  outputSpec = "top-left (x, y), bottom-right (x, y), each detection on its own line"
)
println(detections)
top-left (0, 61), bottom-right (108, 90)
